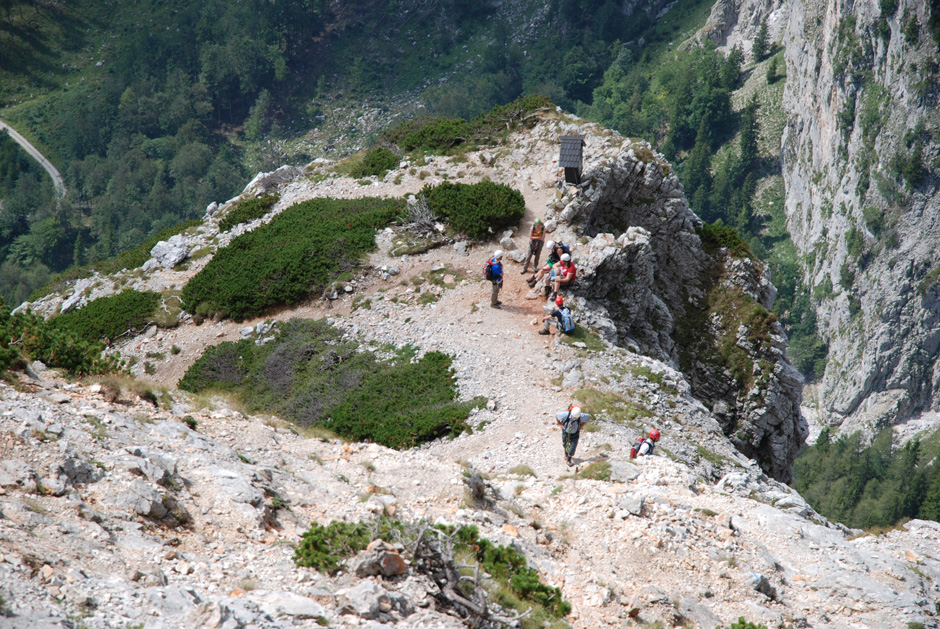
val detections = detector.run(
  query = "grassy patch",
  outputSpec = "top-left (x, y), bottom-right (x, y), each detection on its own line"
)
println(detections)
top-left (179, 318), bottom-right (483, 449)
top-left (571, 461), bottom-right (611, 481)
top-left (182, 197), bottom-right (405, 322)
top-left (558, 326), bottom-right (606, 351)
top-left (508, 465), bottom-right (537, 477)
top-left (571, 389), bottom-right (652, 425)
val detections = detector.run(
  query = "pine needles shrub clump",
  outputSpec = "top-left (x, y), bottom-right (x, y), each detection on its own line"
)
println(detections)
top-left (294, 519), bottom-right (570, 620)
top-left (422, 181), bottom-right (524, 239)
top-left (182, 197), bottom-right (404, 322)
top-left (178, 319), bottom-right (481, 448)
top-left (0, 300), bottom-right (120, 377)
top-left (349, 148), bottom-right (399, 178)
top-left (218, 194), bottom-right (280, 232)
top-left (50, 290), bottom-right (160, 343)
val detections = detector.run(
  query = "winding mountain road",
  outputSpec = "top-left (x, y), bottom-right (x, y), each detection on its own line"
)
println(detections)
top-left (0, 119), bottom-right (66, 198)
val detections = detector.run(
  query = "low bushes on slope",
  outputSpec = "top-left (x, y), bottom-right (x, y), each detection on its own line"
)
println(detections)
top-left (295, 519), bottom-right (570, 622)
top-left (50, 290), bottom-right (161, 343)
top-left (382, 95), bottom-right (553, 153)
top-left (181, 197), bottom-right (405, 322)
top-left (218, 194), bottom-right (280, 232)
top-left (0, 300), bottom-right (120, 377)
top-left (422, 181), bottom-right (525, 239)
top-left (348, 147), bottom-right (400, 178)
top-left (178, 319), bottom-right (482, 449)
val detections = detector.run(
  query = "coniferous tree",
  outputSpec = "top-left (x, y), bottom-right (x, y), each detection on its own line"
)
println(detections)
top-left (753, 17), bottom-right (769, 61)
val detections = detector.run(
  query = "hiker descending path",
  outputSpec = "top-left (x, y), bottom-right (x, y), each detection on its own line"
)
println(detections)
top-left (0, 118), bottom-right (66, 199)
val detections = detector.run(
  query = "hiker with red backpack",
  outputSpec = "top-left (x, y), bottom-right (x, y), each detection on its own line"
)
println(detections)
top-left (484, 250), bottom-right (504, 309)
top-left (630, 430), bottom-right (661, 458)
top-left (556, 405), bottom-right (592, 466)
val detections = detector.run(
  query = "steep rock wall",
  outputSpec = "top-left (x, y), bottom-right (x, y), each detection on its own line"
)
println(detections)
top-left (781, 0), bottom-right (940, 435)
top-left (548, 142), bottom-right (807, 482)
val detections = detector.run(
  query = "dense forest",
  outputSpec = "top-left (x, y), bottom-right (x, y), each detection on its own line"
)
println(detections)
top-left (794, 428), bottom-right (940, 529)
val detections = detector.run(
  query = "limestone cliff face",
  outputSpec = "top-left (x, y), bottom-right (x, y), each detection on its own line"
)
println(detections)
top-left (548, 142), bottom-right (807, 482)
top-left (781, 0), bottom-right (940, 435)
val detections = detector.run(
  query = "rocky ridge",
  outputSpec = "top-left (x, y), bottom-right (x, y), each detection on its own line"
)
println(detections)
top-left (3, 110), bottom-right (938, 627)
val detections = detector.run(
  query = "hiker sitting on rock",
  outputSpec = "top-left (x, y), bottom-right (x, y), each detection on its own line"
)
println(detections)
top-left (485, 250), bottom-right (504, 309)
top-left (556, 405), bottom-right (591, 466)
top-left (630, 430), bottom-right (661, 458)
top-left (545, 253), bottom-right (576, 300)
top-left (521, 218), bottom-right (545, 274)
top-left (540, 295), bottom-right (576, 336)
top-left (527, 241), bottom-right (568, 288)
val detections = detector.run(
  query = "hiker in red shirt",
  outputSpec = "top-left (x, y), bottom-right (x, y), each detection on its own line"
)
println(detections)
top-left (546, 253), bottom-right (576, 300)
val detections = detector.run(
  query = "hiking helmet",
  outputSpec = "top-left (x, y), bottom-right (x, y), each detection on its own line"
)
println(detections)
top-left (534, 218), bottom-right (542, 225)
top-left (560, 253), bottom-right (571, 262)
top-left (494, 250), bottom-right (503, 259)
top-left (555, 295), bottom-right (564, 306)
top-left (649, 429), bottom-right (661, 441)
top-left (546, 240), bottom-right (555, 249)
top-left (570, 407), bottom-right (582, 419)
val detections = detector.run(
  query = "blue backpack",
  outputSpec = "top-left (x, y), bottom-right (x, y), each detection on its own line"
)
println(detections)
top-left (559, 307), bottom-right (575, 334)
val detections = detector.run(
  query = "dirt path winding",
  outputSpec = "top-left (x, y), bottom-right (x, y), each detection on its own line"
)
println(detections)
top-left (0, 118), bottom-right (66, 198)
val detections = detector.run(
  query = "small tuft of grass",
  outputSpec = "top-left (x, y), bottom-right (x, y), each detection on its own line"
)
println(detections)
top-left (508, 464), bottom-right (536, 477)
top-left (570, 461), bottom-right (611, 481)
top-left (558, 326), bottom-right (606, 351)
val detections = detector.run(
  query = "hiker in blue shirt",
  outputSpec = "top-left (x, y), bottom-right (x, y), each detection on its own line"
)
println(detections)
top-left (486, 250), bottom-right (504, 309)
top-left (539, 295), bottom-right (575, 335)
top-left (556, 406), bottom-right (591, 466)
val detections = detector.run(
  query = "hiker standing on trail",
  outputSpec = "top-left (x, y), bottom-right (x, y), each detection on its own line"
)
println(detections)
top-left (486, 250), bottom-right (504, 309)
top-left (556, 405), bottom-right (592, 466)
top-left (540, 295), bottom-right (575, 335)
top-left (521, 218), bottom-right (546, 274)
top-left (630, 430), bottom-right (661, 458)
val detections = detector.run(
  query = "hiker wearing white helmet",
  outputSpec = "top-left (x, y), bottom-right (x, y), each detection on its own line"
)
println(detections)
top-left (556, 405), bottom-right (592, 466)
top-left (527, 240), bottom-right (569, 288)
top-left (546, 252), bottom-right (577, 300)
top-left (521, 218), bottom-right (546, 274)
top-left (485, 250), bottom-right (504, 308)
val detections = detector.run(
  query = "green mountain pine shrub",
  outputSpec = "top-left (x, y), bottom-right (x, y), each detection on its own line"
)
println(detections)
top-left (181, 197), bottom-right (404, 322)
top-left (50, 290), bottom-right (161, 343)
top-left (349, 148), bottom-right (400, 179)
top-left (385, 117), bottom-right (473, 151)
top-left (422, 181), bottom-right (524, 239)
top-left (0, 300), bottom-right (120, 377)
top-left (178, 319), bottom-right (483, 449)
top-left (294, 519), bottom-right (570, 619)
top-left (218, 194), bottom-right (280, 233)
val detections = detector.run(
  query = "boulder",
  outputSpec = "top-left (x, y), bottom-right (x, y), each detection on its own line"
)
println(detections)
top-left (350, 540), bottom-right (409, 578)
top-left (338, 580), bottom-right (412, 620)
top-left (150, 234), bottom-right (189, 269)
top-left (115, 479), bottom-right (168, 519)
